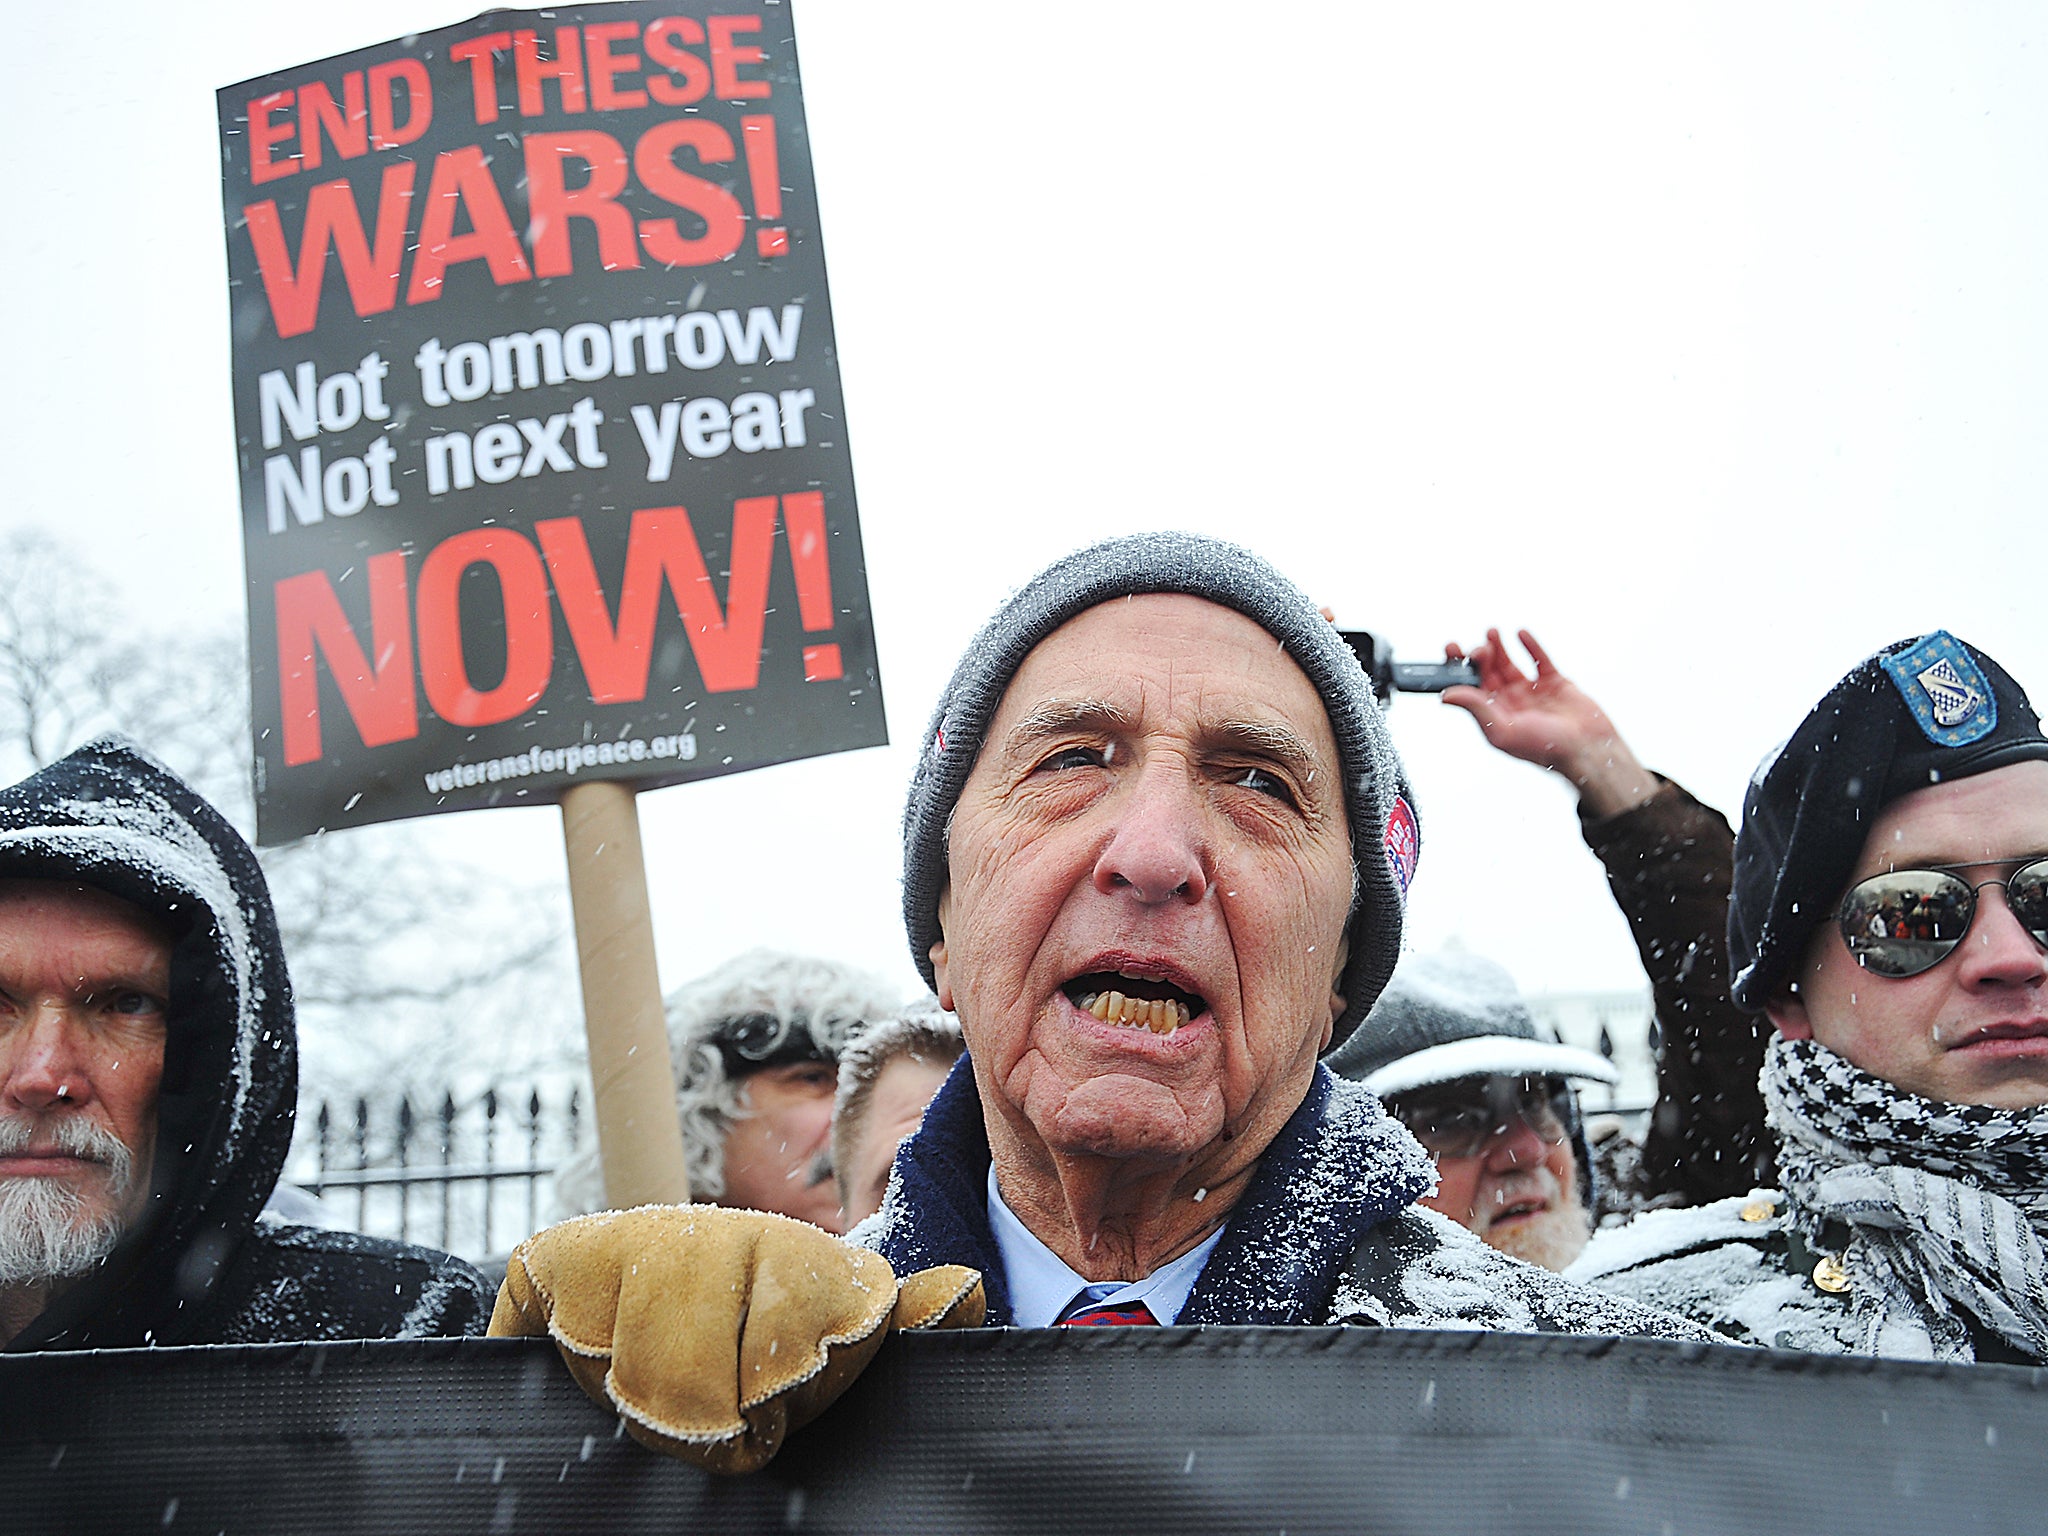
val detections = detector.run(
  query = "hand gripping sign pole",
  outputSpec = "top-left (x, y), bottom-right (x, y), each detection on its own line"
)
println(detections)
top-left (560, 781), bottom-right (690, 1208)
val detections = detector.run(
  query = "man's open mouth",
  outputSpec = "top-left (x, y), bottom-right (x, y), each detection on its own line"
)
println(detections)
top-left (1064, 971), bottom-right (1206, 1036)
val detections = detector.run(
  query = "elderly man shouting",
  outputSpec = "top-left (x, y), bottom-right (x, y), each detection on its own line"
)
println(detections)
top-left (492, 535), bottom-right (1706, 1469)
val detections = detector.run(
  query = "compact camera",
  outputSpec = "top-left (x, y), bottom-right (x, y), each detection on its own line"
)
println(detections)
top-left (1338, 631), bottom-right (1478, 707)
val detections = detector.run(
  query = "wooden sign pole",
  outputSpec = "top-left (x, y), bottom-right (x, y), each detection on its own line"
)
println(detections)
top-left (559, 779), bottom-right (691, 1208)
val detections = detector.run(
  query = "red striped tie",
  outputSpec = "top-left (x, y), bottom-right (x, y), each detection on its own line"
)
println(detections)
top-left (1058, 1287), bottom-right (1159, 1326)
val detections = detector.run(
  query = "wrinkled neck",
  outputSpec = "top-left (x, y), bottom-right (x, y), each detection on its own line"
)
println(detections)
top-left (986, 1128), bottom-right (1257, 1281)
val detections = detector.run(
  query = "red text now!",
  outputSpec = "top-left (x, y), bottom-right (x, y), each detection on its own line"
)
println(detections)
top-left (273, 493), bottom-right (842, 767)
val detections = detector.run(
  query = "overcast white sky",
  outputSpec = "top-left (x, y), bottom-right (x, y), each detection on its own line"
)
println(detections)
top-left (6, 3), bottom-right (2046, 1036)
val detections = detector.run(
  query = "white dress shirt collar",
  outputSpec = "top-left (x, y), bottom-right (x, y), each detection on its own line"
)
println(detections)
top-left (986, 1165), bottom-right (1225, 1326)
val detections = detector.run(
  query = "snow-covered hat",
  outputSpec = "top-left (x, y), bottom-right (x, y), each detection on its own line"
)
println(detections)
top-left (1326, 950), bottom-right (1619, 1097)
top-left (901, 531), bottom-right (1419, 1051)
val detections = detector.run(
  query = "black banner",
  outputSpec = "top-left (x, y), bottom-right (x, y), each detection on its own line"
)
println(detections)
top-left (4, 1330), bottom-right (2043, 1534)
top-left (217, 3), bottom-right (883, 845)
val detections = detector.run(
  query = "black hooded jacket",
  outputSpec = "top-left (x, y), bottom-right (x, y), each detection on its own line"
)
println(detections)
top-left (0, 739), bottom-right (490, 1350)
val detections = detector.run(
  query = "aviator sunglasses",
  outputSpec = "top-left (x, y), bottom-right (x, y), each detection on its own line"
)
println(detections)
top-left (1837, 857), bottom-right (2048, 979)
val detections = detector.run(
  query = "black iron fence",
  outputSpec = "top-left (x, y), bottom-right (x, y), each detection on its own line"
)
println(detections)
top-left (280, 1010), bottom-right (1655, 1262)
top-left (285, 1084), bottom-right (583, 1261)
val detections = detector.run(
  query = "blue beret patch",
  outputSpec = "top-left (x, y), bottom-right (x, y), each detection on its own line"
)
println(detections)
top-left (1880, 631), bottom-right (1997, 748)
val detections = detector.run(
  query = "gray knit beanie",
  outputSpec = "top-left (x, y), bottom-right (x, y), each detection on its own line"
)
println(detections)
top-left (900, 532), bottom-right (1420, 1050)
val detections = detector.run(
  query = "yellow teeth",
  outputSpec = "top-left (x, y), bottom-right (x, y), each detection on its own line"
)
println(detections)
top-left (1082, 990), bottom-right (1190, 1034)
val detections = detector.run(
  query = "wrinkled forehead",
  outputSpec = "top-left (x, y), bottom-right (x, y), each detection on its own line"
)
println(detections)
top-left (871, 1051), bottom-right (953, 1111)
top-left (992, 593), bottom-right (1337, 746)
top-left (1855, 760), bottom-right (2048, 878)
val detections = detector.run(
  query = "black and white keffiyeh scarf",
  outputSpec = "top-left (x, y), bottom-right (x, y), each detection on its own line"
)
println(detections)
top-left (1762, 1037), bottom-right (2048, 1362)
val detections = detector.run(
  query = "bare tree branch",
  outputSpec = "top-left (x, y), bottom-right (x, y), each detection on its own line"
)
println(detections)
top-left (0, 530), bottom-right (581, 1103)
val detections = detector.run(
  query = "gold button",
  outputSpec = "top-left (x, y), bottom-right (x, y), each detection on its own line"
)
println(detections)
top-left (1812, 1255), bottom-right (1851, 1294)
top-left (1739, 1198), bottom-right (1777, 1223)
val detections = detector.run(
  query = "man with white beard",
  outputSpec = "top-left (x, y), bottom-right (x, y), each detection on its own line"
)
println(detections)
top-left (0, 737), bottom-right (489, 1350)
top-left (0, 880), bottom-right (169, 1327)
top-left (1329, 950), bottom-right (1617, 1272)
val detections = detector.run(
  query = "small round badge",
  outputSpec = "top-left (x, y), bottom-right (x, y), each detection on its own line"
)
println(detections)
top-left (1383, 796), bottom-right (1419, 897)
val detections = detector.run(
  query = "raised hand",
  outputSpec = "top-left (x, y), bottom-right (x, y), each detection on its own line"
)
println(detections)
top-left (1441, 629), bottom-right (1659, 817)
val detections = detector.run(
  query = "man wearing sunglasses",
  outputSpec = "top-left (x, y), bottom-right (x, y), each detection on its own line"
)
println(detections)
top-left (1330, 951), bottom-right (1619, 1272)
top-left (1571, 633), bottom-right (2048, 1363)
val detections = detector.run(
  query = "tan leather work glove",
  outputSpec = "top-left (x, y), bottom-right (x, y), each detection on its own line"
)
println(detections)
top-left (488, 1205), bottom-right (983, 1474)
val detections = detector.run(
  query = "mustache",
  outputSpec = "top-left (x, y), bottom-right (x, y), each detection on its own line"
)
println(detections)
top-left (1477, 1166), bottom-right (1566, 1215)
top-left (0, 1114), bottom-right (137, 1183)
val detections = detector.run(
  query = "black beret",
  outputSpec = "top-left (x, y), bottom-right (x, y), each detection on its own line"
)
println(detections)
top-left (1729, 632), bottom-right (2048, 1011)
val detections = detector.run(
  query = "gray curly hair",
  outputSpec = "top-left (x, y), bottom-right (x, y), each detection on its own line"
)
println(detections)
top-left (551, 949), bottom-right (909, 1217)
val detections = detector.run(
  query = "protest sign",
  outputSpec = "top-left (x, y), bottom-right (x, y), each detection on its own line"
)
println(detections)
top-left (219, 2), bottom-right (878, 1204)
top-left (218, 2), bottom-right (882, 848)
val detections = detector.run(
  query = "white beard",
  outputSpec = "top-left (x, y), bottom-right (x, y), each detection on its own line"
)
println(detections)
top-left (0, 1116), bottom-right (137, 1284)
top-left (1484, 1197), bottom-right (1593, 1274)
